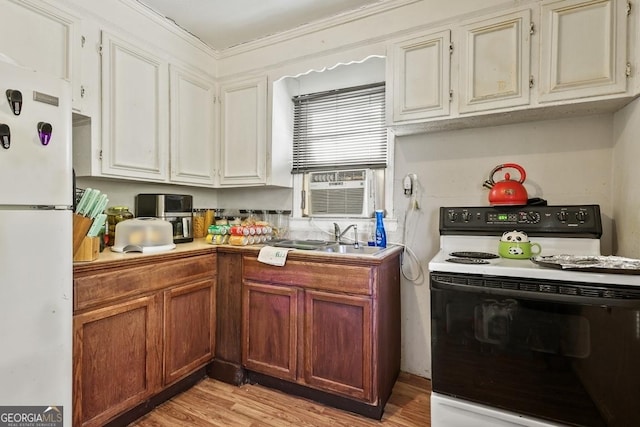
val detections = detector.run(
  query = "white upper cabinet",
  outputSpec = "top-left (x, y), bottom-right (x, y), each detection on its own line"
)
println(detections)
top-left (458, 9), bottom-right (532, 113)
top-left (100, 31), bottom-right (169, 181)
top-left (76, 26), bottom-right (218, 186)
top-left (539, 0), bottom-right (628, 102)
top-left (169, 64), bottom-right (217, 186)
top-left (387, 0), bottom-right (632, 134)
top-left (219, 76), bottom-right (267, 186)
top-left (0, 0), bottom-right (84, 111)
top-left (387, 30), bottom-right (451, 123)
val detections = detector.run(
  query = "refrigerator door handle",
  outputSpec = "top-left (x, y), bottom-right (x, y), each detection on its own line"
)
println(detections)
top-left (5, 89), bottom-right (23, 115)
top-left (37, 122), bottom-right (52, 146)
top-left (0, 124), bottom-right (9, 149)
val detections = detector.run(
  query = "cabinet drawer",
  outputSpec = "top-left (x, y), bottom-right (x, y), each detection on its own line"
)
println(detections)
top-left (243, 257), bottom-right (372, 295)
top-left (74, 254), bottom-right (216, 312)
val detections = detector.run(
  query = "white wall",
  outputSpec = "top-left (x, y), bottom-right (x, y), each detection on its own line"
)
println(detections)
top-left (612, 98), bottom-right (640, 258)
top-left (76, 176), bottom-right (219, 210)
top-left (391, 113), bottom-right (615, 377)
top-left (77, 171), bottom-right (292, 213)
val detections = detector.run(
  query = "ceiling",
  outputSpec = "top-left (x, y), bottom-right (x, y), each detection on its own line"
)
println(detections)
top-left (138, 0), bottom-right (384, 51)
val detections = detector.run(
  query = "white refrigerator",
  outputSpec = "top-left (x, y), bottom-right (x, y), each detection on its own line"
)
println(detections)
top-left (0, 59), bottom-right (72, 426)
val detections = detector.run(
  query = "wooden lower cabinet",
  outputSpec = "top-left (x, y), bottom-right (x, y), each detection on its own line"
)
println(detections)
top-left (242, 281), bottom-right (300, 380)
top-left (241, 253), bottom-right (401, 415)
top-left (73, 294), bottom-right (162, 426)
top-left (73, 252), bottom-right (216, 427)
top-left (242, 284), bottom-right (374, 402)
top-left (304, 290), bottom-right (372, 401)
top-left (72, 248), bottom-right (399, 424)
top-left (209, 250), bottom-right (246, 384)
top-left (164, 279), bottom-right (216, 385)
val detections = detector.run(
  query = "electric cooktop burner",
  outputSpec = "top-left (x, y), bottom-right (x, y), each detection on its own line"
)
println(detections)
top-left (445, 257), bottom-right (491, 265)
top-left (449, 251), bottom-right (499, 259)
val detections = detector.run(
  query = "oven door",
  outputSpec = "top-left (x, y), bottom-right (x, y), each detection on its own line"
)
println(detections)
top-left (431, 272), bottom-right (640, 427)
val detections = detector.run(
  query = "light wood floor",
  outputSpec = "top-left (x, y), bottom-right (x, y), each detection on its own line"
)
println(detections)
top-left (130, 372), bottom-right (431, 426)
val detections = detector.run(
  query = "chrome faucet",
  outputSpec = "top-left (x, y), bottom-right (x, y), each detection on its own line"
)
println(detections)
top-left (333, 223), bottom-right (360, 248)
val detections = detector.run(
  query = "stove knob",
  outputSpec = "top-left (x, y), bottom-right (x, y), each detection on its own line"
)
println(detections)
top-left (557, 211), bottom-right (568, 222)
top-left (462, 212), bottom-right (471, 222)
top-left (526, 211), bottom-right (540, 223)
top-left (447, 211), bottom-right (458, 222)
top-left (576, 211), bottom-right (587, 222)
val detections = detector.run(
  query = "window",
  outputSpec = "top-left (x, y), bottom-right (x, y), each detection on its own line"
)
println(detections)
top-left (274, 56), bottom-right (395, 229)
top-left (292, 82), bottom-right (387, 173)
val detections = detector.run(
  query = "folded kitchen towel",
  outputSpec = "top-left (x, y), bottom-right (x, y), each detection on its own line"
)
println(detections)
top-left (258, 246), bottom-right (294, 267)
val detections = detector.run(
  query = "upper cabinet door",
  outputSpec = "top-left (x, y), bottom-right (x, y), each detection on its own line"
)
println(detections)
top-left (100, 31), bottom-right (169, 181)
top-left (458, 9), bottom-right (532, 113)
top-left (219, 76), bottom-right (267, 186)
top-left (169, 64), bottom-right (216, 186)
top-left (387, 30), bottom-right (451, 123)
top-left (0, 0), bottom-right (83, 110)
top-left (539, 0), bottom-right (627, 102)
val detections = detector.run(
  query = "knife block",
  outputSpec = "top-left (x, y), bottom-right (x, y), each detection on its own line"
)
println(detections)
top-left (73, 213), bottom-right (93, 256)
top-left (73, 236), bottom-right (100, 262)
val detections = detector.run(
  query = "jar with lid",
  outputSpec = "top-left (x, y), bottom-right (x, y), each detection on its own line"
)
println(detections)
top-left (106, 206), bottom-right (133, 246)
top-left (204, 209), bottom-right (215, 232)
top-left (193, 209), bottom-right (207, 238)
top-left (274, 210), bottom-right (290, 239)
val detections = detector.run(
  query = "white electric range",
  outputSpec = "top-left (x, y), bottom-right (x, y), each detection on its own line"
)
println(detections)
top-left (428, 204), bottom-right (640, 427)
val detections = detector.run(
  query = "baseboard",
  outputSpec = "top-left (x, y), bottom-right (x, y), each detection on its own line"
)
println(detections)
top-left (208, 358), bottom-right (246, 385)
top-left (246, 371), bottom-right (385, 420)
top-left (103, 367), bottom-right (207, 427)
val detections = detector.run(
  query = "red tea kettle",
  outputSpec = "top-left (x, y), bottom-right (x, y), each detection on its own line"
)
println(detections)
top-left (483, 163), bottom-right (528, 206)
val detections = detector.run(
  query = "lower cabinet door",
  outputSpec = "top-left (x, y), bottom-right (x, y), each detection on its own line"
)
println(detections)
top-left (73, 294), bottom-right (162, 427)
top-left (304, 290), bottom-right (373, 402)
top-left (164, 279), bottom-right (216, 385)
top-left (242, 281), bottom-right (300, 381)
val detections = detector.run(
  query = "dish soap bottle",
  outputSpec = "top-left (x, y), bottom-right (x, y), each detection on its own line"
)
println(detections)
top-left (367, 220), bottom-right (376, 247)
top-left (375, 209), bottom-right (387, 248)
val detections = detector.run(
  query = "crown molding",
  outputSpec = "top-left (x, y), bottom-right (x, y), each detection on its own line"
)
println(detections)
top-left (218, 0), bottom-right (421, 58)
top-left (118, 0), bottom-right (421, 60)
top-left (120, 0), bottom-right (216, 57)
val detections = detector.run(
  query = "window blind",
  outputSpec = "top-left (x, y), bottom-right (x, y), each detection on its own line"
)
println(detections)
top-left (292, 82), bottom-right (387, 173)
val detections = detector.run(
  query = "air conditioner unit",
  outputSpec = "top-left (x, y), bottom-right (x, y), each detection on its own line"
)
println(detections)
top-left (305, 169), bottom-right (375, 218)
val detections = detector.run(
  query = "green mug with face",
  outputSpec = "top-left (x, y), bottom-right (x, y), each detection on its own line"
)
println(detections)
top-left (498, 240), bottom-right (542, 259)
top-left (499, 230), bottom-right (542, 259)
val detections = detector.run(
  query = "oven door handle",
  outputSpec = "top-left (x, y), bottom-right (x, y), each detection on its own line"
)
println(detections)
top-left (431, 279), bottom-right (640, 308)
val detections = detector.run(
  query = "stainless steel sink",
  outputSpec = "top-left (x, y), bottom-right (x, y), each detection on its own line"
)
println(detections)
top-left (314, 244), bottom-right (385, 255)
top-left (271, 239), bottom-right (389, 256)
top-left (272, 239), bottom-right (334, 250)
